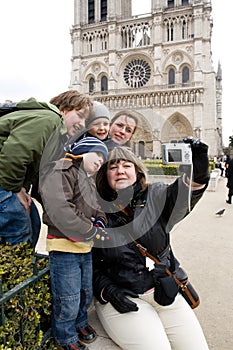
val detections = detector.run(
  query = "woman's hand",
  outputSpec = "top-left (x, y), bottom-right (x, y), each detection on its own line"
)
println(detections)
top-left (179, 138), bottom-right (210, 185)
top-left (102, 284), bottom-right (139, 313)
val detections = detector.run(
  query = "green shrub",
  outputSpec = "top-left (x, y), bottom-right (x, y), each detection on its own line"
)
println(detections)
top-left (0, 243), bottom-right (55, 350)
top-left (143, 159), bottom-right (214, 176)
top-left (143, 160), bottom-right (179, 176)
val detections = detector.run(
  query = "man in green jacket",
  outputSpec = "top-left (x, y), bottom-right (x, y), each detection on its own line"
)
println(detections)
top-left (0, 90), bottom-right (93, 247)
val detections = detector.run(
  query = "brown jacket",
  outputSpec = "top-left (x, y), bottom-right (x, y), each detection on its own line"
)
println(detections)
top-left (40, 157), bottom-right (105, 242)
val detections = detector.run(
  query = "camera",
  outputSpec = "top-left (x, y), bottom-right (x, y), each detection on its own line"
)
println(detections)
top-left (162, 142), bottom-right (192, 165)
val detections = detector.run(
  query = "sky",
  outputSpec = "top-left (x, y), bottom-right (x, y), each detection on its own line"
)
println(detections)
top-left (0, 0), bottom-right (231, 145)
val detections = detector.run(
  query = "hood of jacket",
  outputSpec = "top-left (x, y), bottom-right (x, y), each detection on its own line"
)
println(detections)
top-left (16, 97), bottom-right (61, 115)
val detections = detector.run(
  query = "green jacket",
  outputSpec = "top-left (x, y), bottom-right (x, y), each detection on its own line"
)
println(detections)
top-left (0, 98), bottom-right (62, 192)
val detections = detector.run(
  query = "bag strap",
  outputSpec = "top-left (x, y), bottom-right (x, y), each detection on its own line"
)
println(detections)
top-left (133, 240), bottom-right (199, 308)
top-left (133, 240), bottom-right (184, 288)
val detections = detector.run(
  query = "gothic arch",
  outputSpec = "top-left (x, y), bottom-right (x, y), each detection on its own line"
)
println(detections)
top-left (82, 60), bottom-right (109, 93)
top-left (129, 111), bottom-right (153, 158)
top-left (161, 113), bottom-right (193, 142)
top-left (162, 49), bottom-right (193, 72)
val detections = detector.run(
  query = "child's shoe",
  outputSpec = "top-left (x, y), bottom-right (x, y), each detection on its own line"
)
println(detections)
top-left (78, 324), bottom-right (97, 343)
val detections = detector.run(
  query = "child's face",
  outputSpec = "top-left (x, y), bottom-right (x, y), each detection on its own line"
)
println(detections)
top-left (88, 118), bottom-right (110, 140)
top-left (83, 152), bottom-right (105, 176)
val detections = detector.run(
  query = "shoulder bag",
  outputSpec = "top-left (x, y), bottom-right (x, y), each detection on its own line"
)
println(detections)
top-left (134, 241), bottom-right (200, 309)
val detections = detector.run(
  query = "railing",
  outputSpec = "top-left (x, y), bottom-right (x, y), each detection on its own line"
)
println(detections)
top-left (0, 253), bottom-right (51, 350)
top-left (92, 85), bottom-right (204, 110)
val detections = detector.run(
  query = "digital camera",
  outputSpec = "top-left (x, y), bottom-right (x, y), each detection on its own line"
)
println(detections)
top-left (162, 142), bottom-right (192, 165)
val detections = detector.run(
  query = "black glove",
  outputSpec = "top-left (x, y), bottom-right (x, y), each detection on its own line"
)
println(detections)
top-left (93, 216), bottom-right (107, 229)
top-left (179, 137), bottom-right (210, 184)
top-left (102, 284), bottom-right (139, 313)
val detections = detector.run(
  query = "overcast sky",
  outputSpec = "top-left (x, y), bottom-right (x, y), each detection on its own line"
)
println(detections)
top-left (0, 0), bottom-right (231, 145)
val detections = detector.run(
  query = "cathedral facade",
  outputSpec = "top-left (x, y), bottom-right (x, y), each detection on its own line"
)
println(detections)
top-left (69, 0), bottom-right (222, 158)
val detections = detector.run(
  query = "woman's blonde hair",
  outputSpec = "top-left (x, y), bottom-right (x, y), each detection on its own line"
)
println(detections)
top-left (96, 146), bottom-right (148, 201)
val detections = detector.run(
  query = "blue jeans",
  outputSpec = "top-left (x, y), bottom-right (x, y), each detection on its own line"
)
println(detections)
top-left (0, 186), bottom-right (41, 246)
top-left (49, 251), bottom-right (93, 346)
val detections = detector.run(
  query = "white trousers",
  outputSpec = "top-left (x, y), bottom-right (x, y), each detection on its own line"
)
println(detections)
top-left (95, 292), bottom-right (209, 350)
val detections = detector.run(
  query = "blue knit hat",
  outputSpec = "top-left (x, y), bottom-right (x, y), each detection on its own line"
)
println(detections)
top-left (70, 137), bottom-right (108, 162)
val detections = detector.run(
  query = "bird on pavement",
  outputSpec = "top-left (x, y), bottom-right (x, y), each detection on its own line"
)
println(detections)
top-left (215, 209), bottom-right (225, 217)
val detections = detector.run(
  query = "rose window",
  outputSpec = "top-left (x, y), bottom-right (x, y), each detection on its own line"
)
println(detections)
top-left (123, 59), bottom-right (151, 88)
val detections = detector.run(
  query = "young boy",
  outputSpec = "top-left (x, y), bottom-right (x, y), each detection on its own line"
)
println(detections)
top-left (84, 101), bottom-right (110, 141)
top-left (68, 101), bottom-right (110, 150)
top-left (40, 137), bottom-right (109, 350)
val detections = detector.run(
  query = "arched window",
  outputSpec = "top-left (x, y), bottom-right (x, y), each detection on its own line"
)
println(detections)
top-left (168, 68), bottom-right (175, 86)
top-left (89, 77), bottom-right (95, 94)
top-left (166, 21), bottom-right (174, 42)
top-left (182, 19), bottom-right (186, 39)
top-left (101, 0), bottom-right (107, 21)
top-left (88, 0), bottom-right (94, 24)
top-left (101, 76), bottom-right (108, 94)
top-left (182, 66), bottom-right (190, 85)
top-left (170, 22), bottom-right (174, 41)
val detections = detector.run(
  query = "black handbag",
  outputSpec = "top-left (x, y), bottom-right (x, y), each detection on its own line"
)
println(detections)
top-left (153, 274), bottom-right (179, 306)
top-left (134, 241), bottom-right (200, 309)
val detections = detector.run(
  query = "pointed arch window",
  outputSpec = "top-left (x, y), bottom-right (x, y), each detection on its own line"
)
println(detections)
top-left (89, 77), bottom-right (95, 94)
top-left (170, 22), bottom-right (174, 41)
top-left (101, 0), bottom-right (107, 21)
top-left (88, 0), bottom-right (95, 24)
top-left (182, 66), bottom-right (190, 85)
top-left (101, 76), bottom-right (108, 94)
top-left (166, 21), bottom-right (174, 42)
top-left (168, 68), bottom-right (175, 86)
top-left (182, 19), bottom-right (186, 39)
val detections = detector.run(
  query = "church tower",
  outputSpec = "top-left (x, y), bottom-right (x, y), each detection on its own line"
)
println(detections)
top-left (70, 0), bottom-right (222, 157)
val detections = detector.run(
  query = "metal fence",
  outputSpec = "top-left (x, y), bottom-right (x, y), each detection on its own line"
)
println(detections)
top-left (0, 253), bottom-right (51, 349)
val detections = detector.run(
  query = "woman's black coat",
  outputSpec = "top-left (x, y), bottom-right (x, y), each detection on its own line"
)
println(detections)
top-left (93, 177), bottom-right (207, 299)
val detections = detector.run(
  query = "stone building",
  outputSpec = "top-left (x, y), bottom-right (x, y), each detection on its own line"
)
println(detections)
top-left (69, 0), bottom-right (222, 158)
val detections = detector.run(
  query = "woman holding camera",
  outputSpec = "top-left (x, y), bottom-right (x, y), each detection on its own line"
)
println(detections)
top-left (93, 141), bottom-right (210, 350)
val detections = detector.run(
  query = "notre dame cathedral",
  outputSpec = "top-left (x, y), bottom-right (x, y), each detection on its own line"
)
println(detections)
top-left (69, 0), bottom-right (222, 158)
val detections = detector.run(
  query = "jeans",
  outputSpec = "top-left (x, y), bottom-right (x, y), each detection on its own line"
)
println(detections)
top-left (49, 251), bottom-right (93, 346)
top-left (0, 186), bottom-right (41, 246)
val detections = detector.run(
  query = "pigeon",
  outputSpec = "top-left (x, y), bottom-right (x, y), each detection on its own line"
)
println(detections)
top-left (215, 209), bottom-right (225, 217)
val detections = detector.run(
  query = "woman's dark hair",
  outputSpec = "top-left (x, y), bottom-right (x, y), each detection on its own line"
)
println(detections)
top-left (96, 147), bottom-right (147, 201)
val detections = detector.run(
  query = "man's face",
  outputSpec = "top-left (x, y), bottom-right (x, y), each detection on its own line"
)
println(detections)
top-left (62, 106), bottom-right (90, 136)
